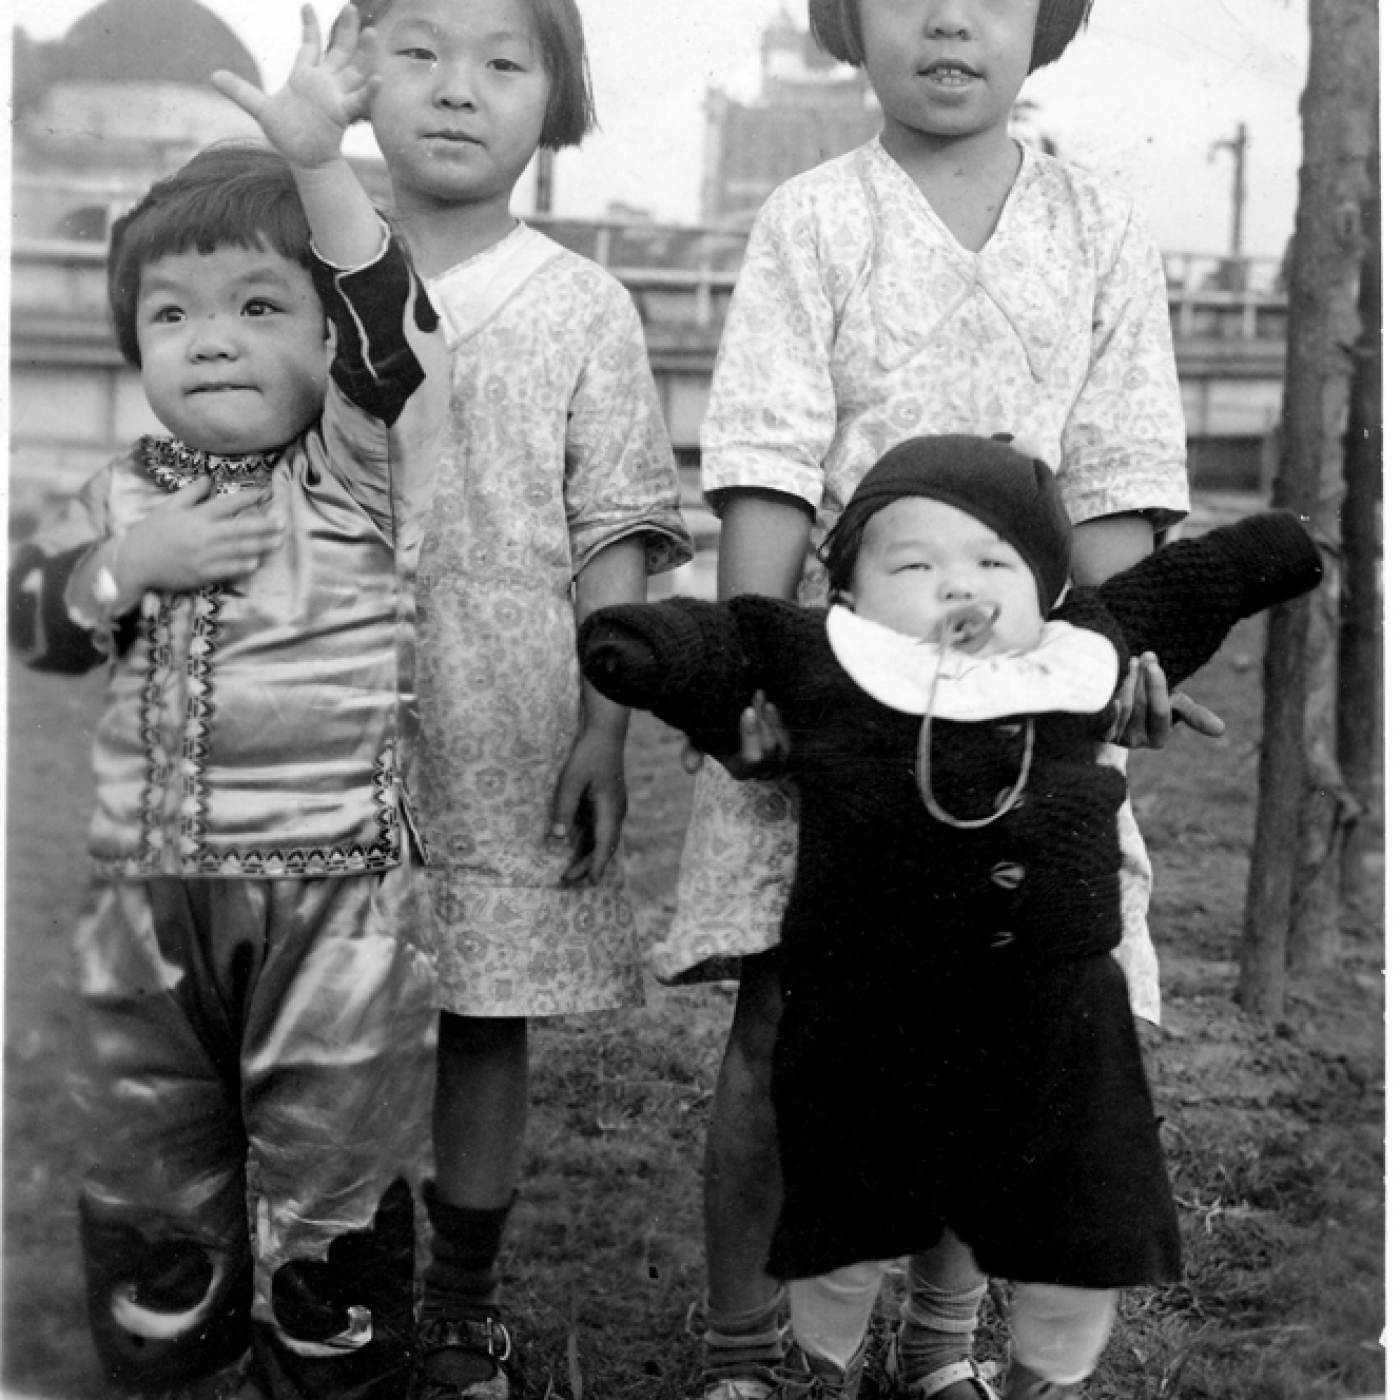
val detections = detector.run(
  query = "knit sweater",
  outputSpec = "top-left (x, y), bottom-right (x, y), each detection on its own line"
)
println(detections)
top-left (580, 511), bottom-right (1321, 1283)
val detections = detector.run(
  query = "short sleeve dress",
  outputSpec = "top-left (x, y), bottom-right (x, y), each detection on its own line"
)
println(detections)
top-left (417, 225), bottom-right (692, 1017)
top-left (659, 141), bottom-right (1190, 1020)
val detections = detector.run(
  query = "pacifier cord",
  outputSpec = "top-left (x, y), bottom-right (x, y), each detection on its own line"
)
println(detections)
top-left (915, 605), bottom-right (1035, 829)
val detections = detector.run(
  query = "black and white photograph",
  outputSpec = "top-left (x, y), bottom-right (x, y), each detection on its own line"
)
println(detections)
top-left (5, 2), bottom-right (1383, 1397)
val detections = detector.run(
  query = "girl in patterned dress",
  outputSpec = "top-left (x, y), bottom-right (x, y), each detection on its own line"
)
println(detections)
top-left (674, 3), bottom-right (1214, 1399)
top-left (352, 1), bottom-right (692, 1395)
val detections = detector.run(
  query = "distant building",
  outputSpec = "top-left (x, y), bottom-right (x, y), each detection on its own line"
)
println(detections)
top-left (11, 0), bottom-right (390, 243)
top-left (699, 6), bottom-right (880, 226)
top-left (8, 0), bottom-right (389, 512)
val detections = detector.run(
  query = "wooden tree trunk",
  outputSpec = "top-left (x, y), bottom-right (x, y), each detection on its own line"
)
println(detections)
top-left (1336, 161), bottom-right (1382, 903)
top-left (1238, 0), bottom-right (1377, 1017)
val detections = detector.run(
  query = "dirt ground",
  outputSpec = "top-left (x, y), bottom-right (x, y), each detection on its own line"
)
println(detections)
top-left (2, 514), bottom-right (1385, 1399)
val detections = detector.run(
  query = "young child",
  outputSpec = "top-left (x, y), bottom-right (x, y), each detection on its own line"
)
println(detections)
top-left (9, 10), bottom-right (444, 1397)
top-left (579, 434), bottom-right (1323, 1400)
top-left (669, 3), bottom-right (1211, 1396)
top-left (349, 1), bottom-right (692, 1394)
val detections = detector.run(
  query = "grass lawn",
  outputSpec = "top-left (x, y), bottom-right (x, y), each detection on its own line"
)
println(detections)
top-left (3, 513), bottom-right (1383, 1399)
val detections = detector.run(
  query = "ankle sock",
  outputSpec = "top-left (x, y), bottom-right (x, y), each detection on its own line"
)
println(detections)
top-left (702, 1288), bottom-right (788, 1382)
top-left (897, 1278), bottom-right (987, 1380)
top-left (420, 1180), bottom-right (514, 1319)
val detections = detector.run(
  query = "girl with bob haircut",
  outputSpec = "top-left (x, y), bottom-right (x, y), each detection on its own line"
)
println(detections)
top-left (666, 0), bottom-right (1207, 1397)
top-left (353, 0), bottom-right (595, 149)
top-left (351, 2), bottom-right (692, 1397)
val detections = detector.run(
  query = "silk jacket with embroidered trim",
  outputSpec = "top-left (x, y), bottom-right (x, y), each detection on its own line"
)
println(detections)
top-left (9, 231), bottom-right (445, 879)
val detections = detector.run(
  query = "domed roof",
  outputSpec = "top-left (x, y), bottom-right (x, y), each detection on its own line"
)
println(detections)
top-left (53, 0), bottom-right (261, 89)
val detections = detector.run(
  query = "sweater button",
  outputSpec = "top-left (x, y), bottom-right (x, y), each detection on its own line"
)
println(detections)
top-left (990, 861), bottom-right (1026, 890)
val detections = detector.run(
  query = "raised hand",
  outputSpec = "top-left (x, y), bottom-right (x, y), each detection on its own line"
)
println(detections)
top-left (211, 5), bottom-right (374, 171)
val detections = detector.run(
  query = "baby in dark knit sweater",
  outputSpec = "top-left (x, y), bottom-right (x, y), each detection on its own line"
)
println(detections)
top-left (578, 434), bottom-right (1322, 1400)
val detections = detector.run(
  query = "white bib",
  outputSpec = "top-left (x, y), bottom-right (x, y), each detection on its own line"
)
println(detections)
top-left (826, 605), bottom-right (1119, 721)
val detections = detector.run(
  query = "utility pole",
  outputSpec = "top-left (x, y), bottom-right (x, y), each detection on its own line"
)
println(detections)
top-left (1210, 122), bottom-right (1249, 262)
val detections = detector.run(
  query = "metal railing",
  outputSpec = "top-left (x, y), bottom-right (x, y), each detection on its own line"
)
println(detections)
top-left (10, 223), bottom-right (1287, 343)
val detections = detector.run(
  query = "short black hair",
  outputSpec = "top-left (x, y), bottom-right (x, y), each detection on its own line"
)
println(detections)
top-left (107, 143), bottom-right (313, 367)
top-left (355, 0), bottom-right (596, 149)
top-left (809, 0), bottom-right (1094, 75)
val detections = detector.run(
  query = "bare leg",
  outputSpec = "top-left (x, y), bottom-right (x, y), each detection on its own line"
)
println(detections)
top-left (704, 951), bottom-right (785, 1314)
top-left (413, 1014), bottom-right (529, 1399)
top-left (694, 952), bottom-right (790, 1395)
top-left (434, 1012), bottom-right (529, 1210)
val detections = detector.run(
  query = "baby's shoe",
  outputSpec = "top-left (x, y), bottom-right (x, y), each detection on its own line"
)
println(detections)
top-left (697, 1375), bottom-right (783, 1400)
top-left (408, 1309), bottom-right (517, 1400)
top-left (884, 1338), bottom-right (1001, 1400)
top-left (1001, 1360), bottom-right (1078, 1400)
top-left (774, 1340), bottom-right (867, 1399)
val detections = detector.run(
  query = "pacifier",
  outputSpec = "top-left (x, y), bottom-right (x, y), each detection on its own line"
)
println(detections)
top-left (936, 602), bottom-right (999, 651)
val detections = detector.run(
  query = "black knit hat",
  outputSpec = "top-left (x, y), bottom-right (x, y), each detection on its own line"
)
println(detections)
top-left (825, 434), bottom-right (1074, 614)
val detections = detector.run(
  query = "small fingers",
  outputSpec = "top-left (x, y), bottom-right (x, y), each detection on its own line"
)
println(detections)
top-left (680, 741), bottom-right (705, 776)
top-left (736, 706), bottom-right (766, 767)
top-left (1172, 692), bottom-right (1227, 738)
top-left (588, 827), bottom-right (622, 884)
top-left (298, 3), bottom-right (325, 62)
top-left (210, 69), bottom-right (265, 117)
top-left (324, 4), bottom-right (364, 66)
top-left (1138, 653), bottom-right (1173, 748)
top-left (1103, 658), bottom-right (1140, 745)
top-left (170, 474), bottom-right (216, 507)
top-left (203, 487), bottom-right (270, 518)
top-left (755, 695), bottom-right (792, 762)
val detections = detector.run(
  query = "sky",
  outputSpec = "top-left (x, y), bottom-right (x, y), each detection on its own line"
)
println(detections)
top-left (10, 0), bottom-right (1313, 258)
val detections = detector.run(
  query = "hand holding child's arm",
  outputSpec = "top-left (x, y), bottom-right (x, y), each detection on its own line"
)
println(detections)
top-left (1104, 654), bottom-right (1227, 747)
top-left (1073, 512), bottom-right (1225, 747)
top-left (679, 490), bottom-right (808, 776)
top-left (212, 5), bottom-right (382, 268)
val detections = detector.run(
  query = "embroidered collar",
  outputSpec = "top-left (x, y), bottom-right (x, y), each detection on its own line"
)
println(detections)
top-left (140, 436), bottom-right (282, 495)
top-left (826, 604), bottom-right (1119, 721)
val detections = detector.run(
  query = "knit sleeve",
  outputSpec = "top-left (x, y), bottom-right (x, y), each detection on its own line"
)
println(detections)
top-left (1097, 511), bottom-right (1323, 688)
top-left (578, 597), bottom-right (768, 757)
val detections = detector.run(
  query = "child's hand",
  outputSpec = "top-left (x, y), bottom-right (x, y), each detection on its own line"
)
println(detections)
top-left (681, 691), bottom-right (792, 779)
top-left (212, 5), bottom-right (375, 171)
top-left (119, 477), bottom-right (285, 597)
top-left (1105, 653), bottom-right (1226, 747)
top-left (551, 724), bottom-right (629, 886)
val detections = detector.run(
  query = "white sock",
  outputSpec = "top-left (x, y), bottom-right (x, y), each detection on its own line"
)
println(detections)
top-left (789, 1260), bottom-right (890, 1370)
top-left (1009, 1283), bottom-right (1118, 1386)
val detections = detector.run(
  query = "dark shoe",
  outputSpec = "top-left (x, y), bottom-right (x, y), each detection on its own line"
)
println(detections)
top-left (884, 1340), bottom-right (1002, 1399)
top-left (773, 1341), bottom-right (867, 1400)
top-left (694, 1372), bottom-right (782, 1399)
top-left (409, 1312), bottom-right (515, 1400)
top-left (1002, 1361), bottom-right (1078, 1400)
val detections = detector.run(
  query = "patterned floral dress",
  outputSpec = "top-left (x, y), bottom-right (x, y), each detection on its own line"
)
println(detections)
top-left (417, 224), bottom-right (692, 1017)
top-left (659, 140), bottom-right (1190, 1021)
